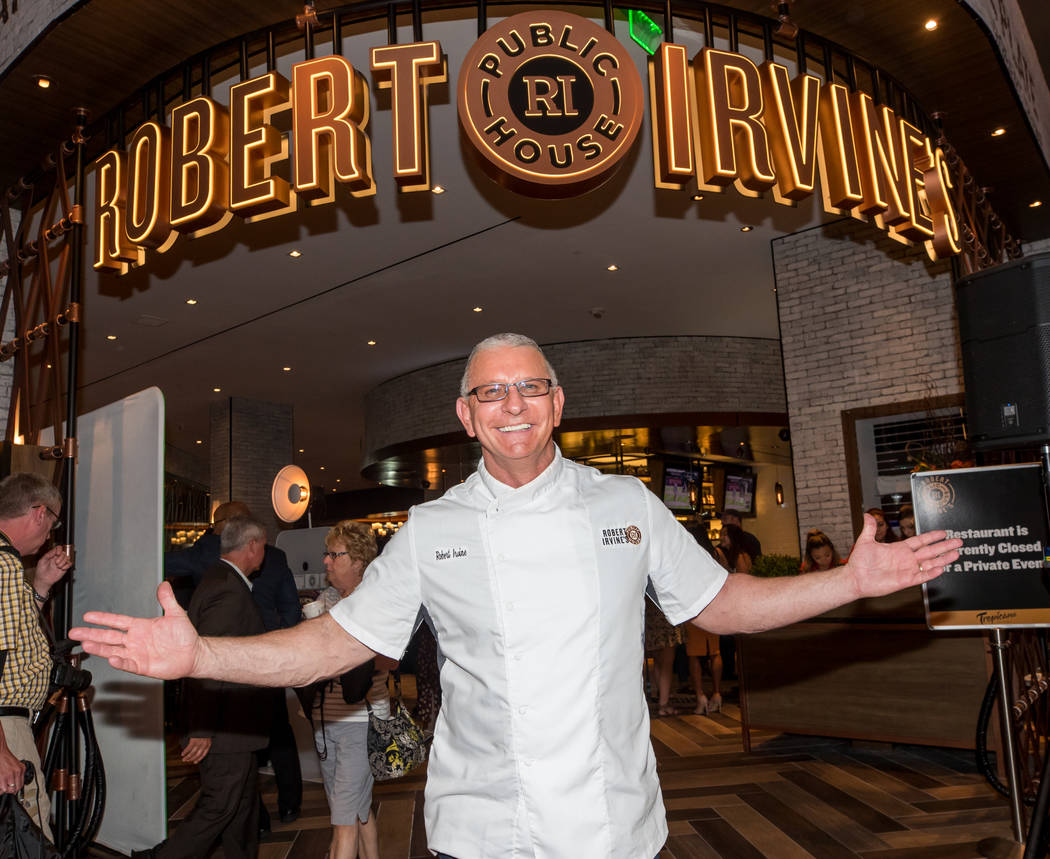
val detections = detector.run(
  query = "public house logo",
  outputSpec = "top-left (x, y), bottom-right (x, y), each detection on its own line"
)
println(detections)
top-left (915, 474), bottom-right (956, 514)
top-left (457, 11), bottom-right (644, 197)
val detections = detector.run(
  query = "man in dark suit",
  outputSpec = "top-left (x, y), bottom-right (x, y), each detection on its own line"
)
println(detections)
top-left (164, 501), bottom-right (303, 825)
top-left (141, 515), bottom-right (271, 859)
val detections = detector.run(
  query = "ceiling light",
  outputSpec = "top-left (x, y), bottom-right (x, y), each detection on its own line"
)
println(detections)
top-left (991, 127), bottom-right (1006, 137)
top-left (432, 185), bottom-right (446, 194)
top-left (106, 334), bottom-right (117, 341)
top-left (282, 366), bottom-right (292, 372)
top-left (924, 19), bottom-right (938, 31)
top-left (740, 225), bottom-right (754, 232)
top-left (195, 439), bottom-right (202, 445)
top-left (213, 386), bottom-right (221, 392)
top-left (607, 264), bottom-right (619, 272)
top-left (34, 75), bottom-right (52, 89)
top-left (288, 249), bottom-right (302, 258)
top-left (299, 448), bottom-right (304, 453)
top-left (46, 363), bottom-right (52, 369)
top-left (336, 478), bottom-right (341, 483)
top-left (320, 466), bottom-right (325, 471)
top-left (186, 298), bottom-right (198, 305)
top-left (472, 306), bottom-right (483, 312)
top-left (692, 192), bottom-right (704, 201)
top-left (367, 339), bottom-right (376, 346)
top-left (1030, 200), bottom-right (1043, 208)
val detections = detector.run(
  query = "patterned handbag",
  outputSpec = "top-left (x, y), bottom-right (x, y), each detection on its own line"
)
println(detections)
top-left (366, 682), bottom-right (429, 781)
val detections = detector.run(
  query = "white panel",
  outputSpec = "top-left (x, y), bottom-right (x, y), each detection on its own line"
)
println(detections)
top-left (69, 388), bottom-right (166, 852)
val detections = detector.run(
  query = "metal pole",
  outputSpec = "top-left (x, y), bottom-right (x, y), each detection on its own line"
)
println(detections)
top-left (991, 627), bottom-right (1027, 843)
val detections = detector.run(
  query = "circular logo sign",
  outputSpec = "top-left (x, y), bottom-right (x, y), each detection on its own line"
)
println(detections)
top-left (457, 11), bottom-right (644, 198)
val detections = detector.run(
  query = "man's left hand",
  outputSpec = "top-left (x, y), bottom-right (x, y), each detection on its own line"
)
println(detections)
top-left (35, 546), bottom-right (72, 591)
top-left (846, 513), bottom-right (962, 600)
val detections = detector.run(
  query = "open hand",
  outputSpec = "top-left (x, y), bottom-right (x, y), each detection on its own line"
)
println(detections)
top-left (70, 582), bottom-right (201, 680)
top-left (846, 514), bottom-right (962, 599)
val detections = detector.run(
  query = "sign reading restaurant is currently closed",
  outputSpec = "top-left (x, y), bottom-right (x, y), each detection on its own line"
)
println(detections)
top-left (913, 464), bottom-right (1050, 629)
top-left (93, 9), bottom-right (964, 275)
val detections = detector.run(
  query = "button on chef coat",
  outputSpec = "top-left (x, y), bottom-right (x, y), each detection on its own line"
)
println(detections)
top-left (330, 447), bottom-right (727, 858)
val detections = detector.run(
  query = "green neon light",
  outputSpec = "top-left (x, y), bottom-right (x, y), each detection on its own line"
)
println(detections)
top-left (628, 9), bottom-right (663, 56)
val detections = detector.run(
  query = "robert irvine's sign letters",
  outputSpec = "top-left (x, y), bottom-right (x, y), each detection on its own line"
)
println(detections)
top-left (912, 464), bottom-right (1050, 629)
top-left (94, 9), bottom-right (963, 274)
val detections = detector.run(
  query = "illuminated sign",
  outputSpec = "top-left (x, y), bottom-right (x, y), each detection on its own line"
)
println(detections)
top-left (94, 11), bottom-right (963, 274)
top-left (457, 11), bottom-right (644, 198)
top-left (649, 42), bottom-right (960, 259)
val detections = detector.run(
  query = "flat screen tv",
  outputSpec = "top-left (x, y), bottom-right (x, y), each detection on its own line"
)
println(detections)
top-left (662, 466), bottom-right (697, 511)
top-left (723, 472), bottom-right (756, 516)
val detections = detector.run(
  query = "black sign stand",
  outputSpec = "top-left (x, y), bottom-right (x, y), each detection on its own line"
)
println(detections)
top-left (912, 456), bottom-right (1050, 856)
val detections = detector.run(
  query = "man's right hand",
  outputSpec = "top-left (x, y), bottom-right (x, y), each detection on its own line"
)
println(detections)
top-left (70, 582), bottom-right (201, 680)
top-left (0, 746), bottom-right (25, 794)
top-left (180, 737), bottom-right (212, 765)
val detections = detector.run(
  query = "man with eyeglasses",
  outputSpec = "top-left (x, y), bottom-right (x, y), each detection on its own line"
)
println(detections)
top-left (0, 471), bottom-right (73, 841)
top-left (74, 333), bottom-right (962, 859)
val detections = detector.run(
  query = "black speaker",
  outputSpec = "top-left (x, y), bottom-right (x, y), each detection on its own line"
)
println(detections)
top-left (956, 250), bottom-right (1050, 449)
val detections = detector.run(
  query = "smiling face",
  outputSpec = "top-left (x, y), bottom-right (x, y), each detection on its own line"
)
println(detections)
top-left (455, 345), bottom-right (565, 487)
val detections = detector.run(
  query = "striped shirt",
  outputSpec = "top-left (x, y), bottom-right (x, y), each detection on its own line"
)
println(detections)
top-left (0, 534), bottom-right (51, 710)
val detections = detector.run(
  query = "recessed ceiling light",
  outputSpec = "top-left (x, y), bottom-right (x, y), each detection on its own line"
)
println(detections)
top-left (607, 264), bottom-right (619, 272)
top-left (34, 75), bottom-right (52, 89)
top-left (298, 448), bottom-right (304, 453)
top-left (991, 127), bottom-right (1006, 137)
top-left (213, 386), bottom-right (221, 392)
top-left (472, 306), bottom-right (483, 313)
top-left (46, 363), bottom-right (52, 369)
top-left (924, 19), bottom-right (938, 31)
top-left (288, 249), bottom-right (302, 258)
top-left (186, 298), bottom-right (198, 305)
top-left (282, 366), bottom-right (292, 372)
top-left (106, 334), bottom-right (117, 341)
top-left (1030, 200), bottom-right (1043, 208)
top-left (432, 185), bottom-right (446, 194)
top-left (740, 225), bottom-right (754, 232)
top-left (336, 478), bottom-right (341, 483)
top-left (195, 439), bottom-right (202, 445)
top-left (367, 339), bottom-right (376, 346)
top-left (692, 193), bottom-right (704, 201)
top-left (320, 466), bottom-right (325, 471)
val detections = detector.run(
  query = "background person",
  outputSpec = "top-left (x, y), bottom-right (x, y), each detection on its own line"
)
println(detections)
top-left (136, 515), bottom-right (272, 859)
top-left (309, 520), bottom-right (396, 859)
top-left (866, 508), bottom-right (897, 543)
top-left (801, 529), bottom-right (844, 572)
top-left (898, 504), bottom-right (916, 539)
top-left (165, 501), bottom-right (302, 828)
top-left (0, 472), bottom-right (72, 842)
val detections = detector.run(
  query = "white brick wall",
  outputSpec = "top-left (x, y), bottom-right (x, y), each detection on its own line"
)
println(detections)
top-left (774, 220), bottom-right (958, 552)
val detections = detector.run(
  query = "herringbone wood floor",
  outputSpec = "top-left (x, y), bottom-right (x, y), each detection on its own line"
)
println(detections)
top-left (149, 688), bottom-right (1019, 859)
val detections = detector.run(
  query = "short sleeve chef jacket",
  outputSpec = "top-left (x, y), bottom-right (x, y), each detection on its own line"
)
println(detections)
top-left (330, 447), bottom-right (728, 859)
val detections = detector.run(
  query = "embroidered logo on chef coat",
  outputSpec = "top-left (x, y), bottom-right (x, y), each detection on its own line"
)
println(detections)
top-left (435, 547), bottom-right (468, 560)
top-left (601, 525), bottom-right (642, 546)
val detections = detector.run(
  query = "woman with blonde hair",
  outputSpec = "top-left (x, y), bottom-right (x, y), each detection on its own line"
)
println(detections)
top-left (310, 520), bottom-right (398, 859)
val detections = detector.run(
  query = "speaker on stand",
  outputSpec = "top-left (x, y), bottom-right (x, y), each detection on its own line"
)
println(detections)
top-left (957, 250), bottom-right (1050, 858)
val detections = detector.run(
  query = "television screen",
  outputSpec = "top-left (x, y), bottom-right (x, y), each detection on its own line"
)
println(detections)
top-left (723, 473), bottom-right (755, 515)
top-left (662, 466), bottom-right (697, 511)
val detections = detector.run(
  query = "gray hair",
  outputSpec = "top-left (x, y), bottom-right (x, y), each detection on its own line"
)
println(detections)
top-left (459, 333), bottom-right (559, 397)
top-left (0, 472), bottom-right (62, 520)
top-left (220, 514), bottom-right (267, 553)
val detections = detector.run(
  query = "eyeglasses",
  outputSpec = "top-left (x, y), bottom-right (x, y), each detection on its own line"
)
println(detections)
top-left (467, 378), bottom-right (553, 402)
top-left (32, 505), bottom-right (61, 531)
top-left (322, 550), bottom-right (350, 560)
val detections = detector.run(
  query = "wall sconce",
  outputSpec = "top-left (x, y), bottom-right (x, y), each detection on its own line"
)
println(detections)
top-left (775, 481), bottom-right (785, 507)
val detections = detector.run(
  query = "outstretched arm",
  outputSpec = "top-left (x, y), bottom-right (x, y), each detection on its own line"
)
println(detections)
top-left (694, 514), bottom-right (961, 635)
top-left (70, 581), bottom-right (375, 687)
